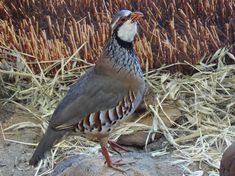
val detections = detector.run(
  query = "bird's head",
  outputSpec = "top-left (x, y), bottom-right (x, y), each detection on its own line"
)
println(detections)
top-left (111, 10), bottom-right (143, 43)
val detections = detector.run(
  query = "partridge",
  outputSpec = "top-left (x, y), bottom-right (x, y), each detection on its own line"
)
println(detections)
top-left (29, 10), bottom-right (145, 169)
top-left (220, 143), bottom-right (235, 176)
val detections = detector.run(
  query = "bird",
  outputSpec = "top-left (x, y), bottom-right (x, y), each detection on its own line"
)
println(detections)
top-left (29, 9), bottom-right (145, 169)
top-left (220, 143), bottom-right (235, 176)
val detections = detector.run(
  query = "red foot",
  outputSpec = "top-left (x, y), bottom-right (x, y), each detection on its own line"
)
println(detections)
top-left (104, 159), bottom-right (124, 166)
top-left (108, 140), bottom-right (129, 156)
top-left (101, 146), bottom-right (126, 172)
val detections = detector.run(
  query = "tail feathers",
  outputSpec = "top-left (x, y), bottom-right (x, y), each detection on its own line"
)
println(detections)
top-left (29, 127), bottom-right (66, 167)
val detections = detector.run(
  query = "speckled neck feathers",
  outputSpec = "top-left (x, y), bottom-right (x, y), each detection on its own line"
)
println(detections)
top-left (103, 33), bottom-right (143, 78)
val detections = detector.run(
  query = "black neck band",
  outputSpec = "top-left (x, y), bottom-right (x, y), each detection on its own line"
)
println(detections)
top-left (113, 30), bottom-right (133, 50)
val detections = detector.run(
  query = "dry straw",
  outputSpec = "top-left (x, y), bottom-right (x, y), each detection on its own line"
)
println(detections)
top-left (0, 46), bottom-right (234, 175)
top-left (0, 0), bottom-right (234, 175)
top-left (0, 0), bottom-right (234, 73)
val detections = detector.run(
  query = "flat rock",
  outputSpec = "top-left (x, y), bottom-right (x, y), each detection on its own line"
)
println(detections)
top-left (52, 152), bottom-right (183, 176)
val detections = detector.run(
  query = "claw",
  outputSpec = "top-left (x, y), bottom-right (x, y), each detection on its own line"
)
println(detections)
top-left (104, 159), bottom-right (123, 166)
top-left (108, 140), bottom-right (129, 156)
top-left (101, 146), bottom-right (126, 173)
top-left (108, 164), bottom-right (127, 173)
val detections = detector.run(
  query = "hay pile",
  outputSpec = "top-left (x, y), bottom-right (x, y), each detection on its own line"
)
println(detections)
top-left (0, 47), bottom-right (234, 175)
top-left (0, 0), bottom-right (234, 73)
top-left (0, 0), bottom-right (235, 175)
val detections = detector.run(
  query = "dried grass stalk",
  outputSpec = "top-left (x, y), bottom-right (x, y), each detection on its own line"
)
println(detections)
top-left (0, 0), bottom-right (234, 73)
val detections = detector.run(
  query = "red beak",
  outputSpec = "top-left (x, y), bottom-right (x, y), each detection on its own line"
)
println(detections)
top-left (131, 12), bottom-right (144, 22)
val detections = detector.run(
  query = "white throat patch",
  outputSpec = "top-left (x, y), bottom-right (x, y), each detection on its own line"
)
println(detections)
top-left (117, 20), bottom-right (137, 42)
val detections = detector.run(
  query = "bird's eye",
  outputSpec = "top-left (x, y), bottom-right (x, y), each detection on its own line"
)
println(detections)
top-left (120, 17), bottom-right (126, 22)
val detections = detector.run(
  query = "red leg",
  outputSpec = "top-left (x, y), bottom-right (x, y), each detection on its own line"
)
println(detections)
top-left (101, 146), bottom-right (113, 167)
top-left (101, 146), bottom-right (125, 171)
top-left (101, 145), bottom-right (137, 173)
top-left (108, 140), bottom-right (129, 156)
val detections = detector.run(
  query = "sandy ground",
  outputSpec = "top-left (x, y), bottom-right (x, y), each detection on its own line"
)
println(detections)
top-left (0, 102), bottom-right (210, 176)
top-left (0, 103), bottom-right (40, 176)
top-left (0, 102), bottom-right (183, 176)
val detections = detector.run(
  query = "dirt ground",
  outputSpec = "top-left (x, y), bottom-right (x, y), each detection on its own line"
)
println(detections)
top-left (0, 102), bottom-right (212, 176)
top-left (0, 102), bottom-right (40, 176)
top-left (0, 102), bottom-right (182, 176)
